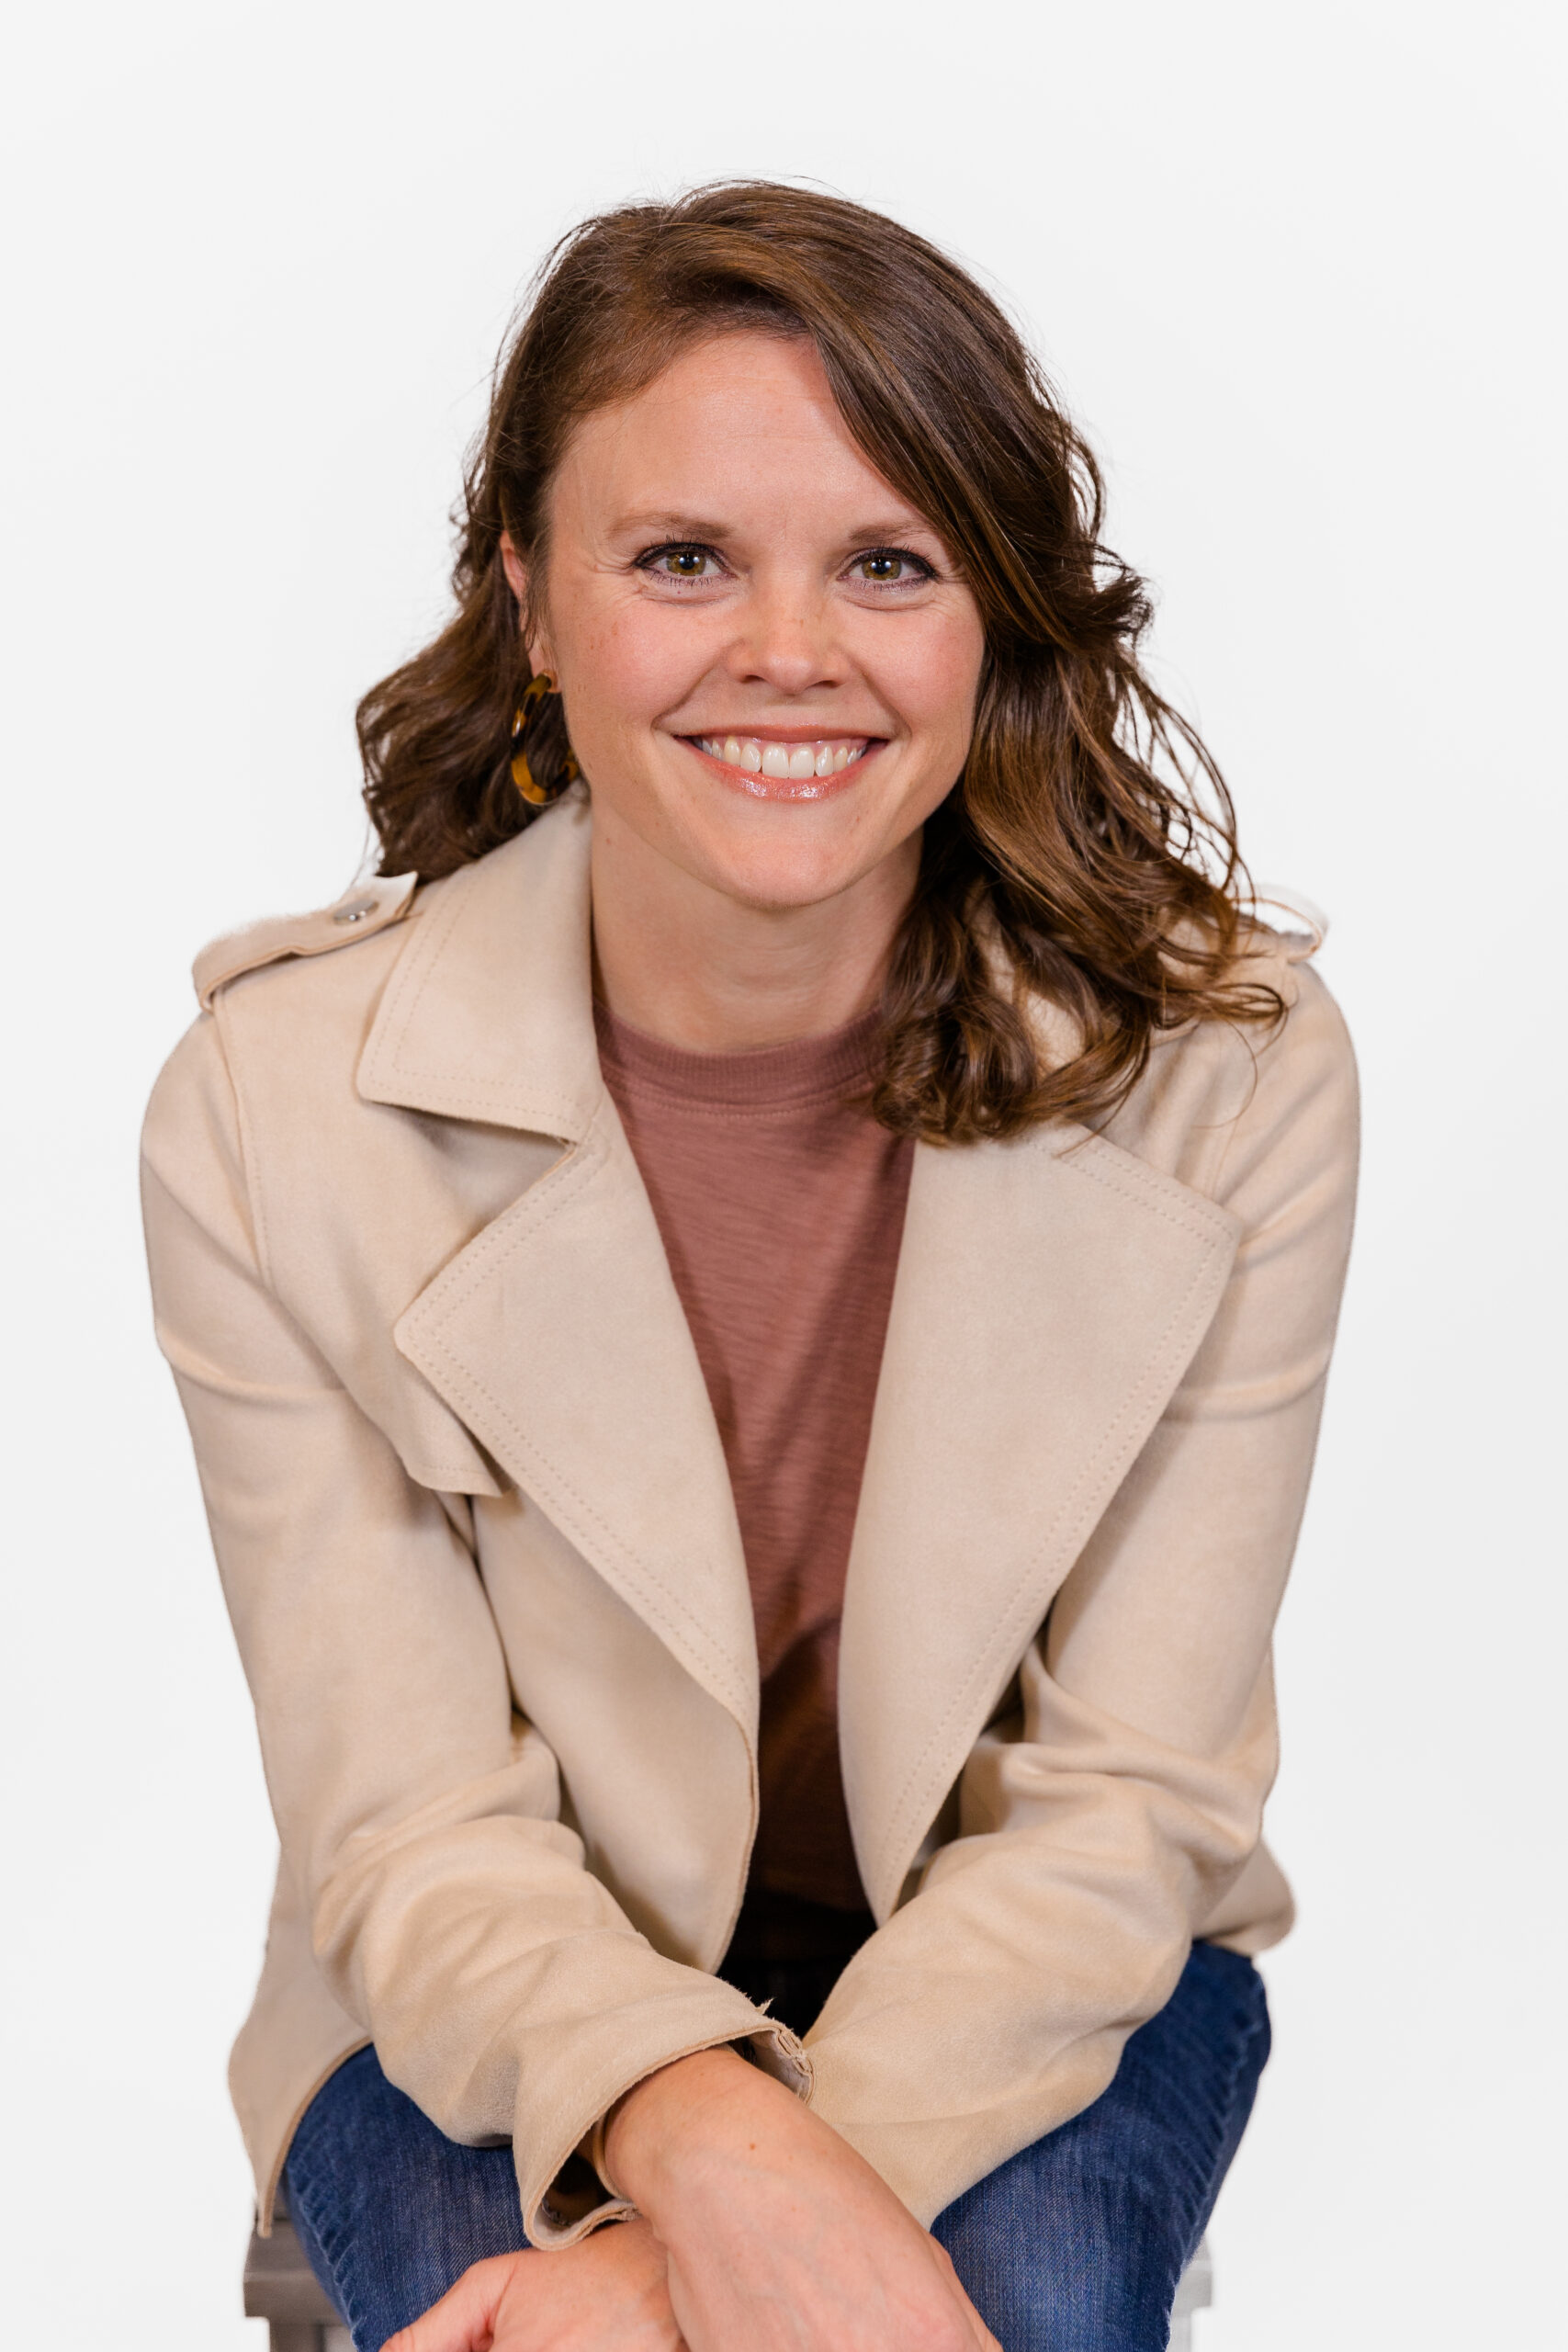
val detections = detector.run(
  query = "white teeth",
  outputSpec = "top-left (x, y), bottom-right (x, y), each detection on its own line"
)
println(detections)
top-left (694, 734), bottom-right (870, 779)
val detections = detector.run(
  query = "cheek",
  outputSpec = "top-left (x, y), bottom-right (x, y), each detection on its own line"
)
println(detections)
top-left (563, 598), bottom-right (710, 729)
top-left (870, 609), bottom-right (987, 758)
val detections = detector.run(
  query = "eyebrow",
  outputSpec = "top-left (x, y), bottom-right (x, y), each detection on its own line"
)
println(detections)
top-left (613, 513), bottom-right (733, 541)
top-left (612, 509), bottom-right (944, 545)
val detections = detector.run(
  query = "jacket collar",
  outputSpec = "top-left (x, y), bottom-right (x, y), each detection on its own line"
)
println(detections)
top-left (362, 799), bottom-right (1240, 1905)
top-left (358, 790), bottom-right (603, 1140)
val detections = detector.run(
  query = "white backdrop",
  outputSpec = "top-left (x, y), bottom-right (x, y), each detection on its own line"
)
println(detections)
top-left (3, 4), bottom-right (1562, 2346)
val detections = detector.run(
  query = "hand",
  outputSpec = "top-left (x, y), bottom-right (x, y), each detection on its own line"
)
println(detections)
top-left (605, 2047), bottom-right (999, 2352)
top-left (385, 2215), bottom-right (683, 2352)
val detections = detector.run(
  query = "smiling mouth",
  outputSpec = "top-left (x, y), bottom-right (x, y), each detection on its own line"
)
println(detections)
top-left (686, 734), bottom-right (875, 794)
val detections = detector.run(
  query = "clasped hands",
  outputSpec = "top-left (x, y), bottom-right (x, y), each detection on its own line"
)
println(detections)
top-left (388, 2044), bottom-right (998, 2352)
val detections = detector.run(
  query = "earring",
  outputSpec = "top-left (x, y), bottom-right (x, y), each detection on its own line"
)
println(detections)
top-left (511, 673), bottom-right (580, 806)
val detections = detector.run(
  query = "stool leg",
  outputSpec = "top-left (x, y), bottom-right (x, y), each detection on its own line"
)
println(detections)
top-left (267, 2325), bottom-right (327, 2352)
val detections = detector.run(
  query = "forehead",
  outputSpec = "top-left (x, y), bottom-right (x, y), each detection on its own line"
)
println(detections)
top-left (553, 330), bottom-right (925, 529)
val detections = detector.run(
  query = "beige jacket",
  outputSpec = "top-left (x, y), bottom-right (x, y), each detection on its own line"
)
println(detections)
top-left (141, 792), bottom-right (1357, 2247)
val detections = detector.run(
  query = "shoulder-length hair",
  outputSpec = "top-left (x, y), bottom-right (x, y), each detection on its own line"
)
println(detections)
top-left (358, 181), bottom-right (1278, 1142)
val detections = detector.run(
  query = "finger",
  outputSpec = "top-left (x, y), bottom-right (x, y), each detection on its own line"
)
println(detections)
top-left (384, 2254), bottom-right (524, 2352)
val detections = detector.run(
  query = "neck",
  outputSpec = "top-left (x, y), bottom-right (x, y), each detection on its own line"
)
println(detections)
top-left (589, 820), bottom-right (919, 1054)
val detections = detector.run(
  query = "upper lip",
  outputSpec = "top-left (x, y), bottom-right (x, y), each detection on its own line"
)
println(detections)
top-left (680, 726), bottom-right (882, 742)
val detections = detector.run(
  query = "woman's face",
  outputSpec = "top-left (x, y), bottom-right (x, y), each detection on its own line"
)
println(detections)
top-left (513, 331), bottom-right (987, 914)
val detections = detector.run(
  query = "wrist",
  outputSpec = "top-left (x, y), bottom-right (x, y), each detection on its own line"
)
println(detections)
top-left (603, 2043), bottom-right (782, 2216)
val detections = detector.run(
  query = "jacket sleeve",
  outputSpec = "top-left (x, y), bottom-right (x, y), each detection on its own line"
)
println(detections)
top-left (802, 965), bottom-right (1359, 2225)
top-left (141, 1011), bottom-right (804, 2246)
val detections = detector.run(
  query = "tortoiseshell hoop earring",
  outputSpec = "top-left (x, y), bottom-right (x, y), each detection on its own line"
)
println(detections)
top-left (510, 673), bottom-right (580, 806)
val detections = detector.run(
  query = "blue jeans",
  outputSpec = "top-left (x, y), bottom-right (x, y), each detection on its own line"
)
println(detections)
top-left (285, 1940), bottom-right (1269, 2351)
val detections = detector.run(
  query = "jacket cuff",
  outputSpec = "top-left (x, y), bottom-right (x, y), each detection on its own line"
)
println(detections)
top-left (524, 2011), bottom-right (812, 2247)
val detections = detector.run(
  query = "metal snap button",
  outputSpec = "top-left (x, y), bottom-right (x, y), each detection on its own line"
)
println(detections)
top-left (332, 894), bottom-right (378, 925)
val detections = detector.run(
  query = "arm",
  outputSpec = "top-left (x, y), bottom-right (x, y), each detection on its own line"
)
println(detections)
top-left (804, 966), bottom-right (1359, 2221)
top-left (141, 1011), bottom-right (796, 2245)
top-left (394, 2049), bottom-right (1000, 2352)
top-left (147, 1012), bottom-right (998, 2352)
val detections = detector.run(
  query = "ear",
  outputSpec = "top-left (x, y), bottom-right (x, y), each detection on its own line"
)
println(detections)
top-left (499, 529), bottom-right (529, 607)
top-left (499, 532), bottom-right (553, 673)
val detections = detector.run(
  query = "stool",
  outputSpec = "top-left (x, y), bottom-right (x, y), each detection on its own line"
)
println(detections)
top-left (1170, 2234), bottom-right (1213, 2348)
top-left (243, 2210), bottom-right (350, 2352)
top-left (243, 2213), bottom-right (1213, 2348)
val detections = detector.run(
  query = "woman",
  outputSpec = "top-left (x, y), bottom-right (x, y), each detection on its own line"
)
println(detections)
top-left (142, 183), bottom-right (1357, 2352)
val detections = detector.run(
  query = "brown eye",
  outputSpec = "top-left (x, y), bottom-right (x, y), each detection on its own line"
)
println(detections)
top-left (658, 548), bottom-right (712, 576)
top-left (849, 548), bottom-right (931, 585)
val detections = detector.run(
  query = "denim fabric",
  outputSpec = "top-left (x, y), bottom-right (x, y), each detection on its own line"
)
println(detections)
top-left (931, 1942), bottom-right (1269, 2349)
top-left (285, 1940), bottom-right (1269, 2352)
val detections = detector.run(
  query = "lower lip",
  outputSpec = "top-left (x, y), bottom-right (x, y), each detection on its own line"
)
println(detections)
top-left (680, 737), bottom-right (883, 802)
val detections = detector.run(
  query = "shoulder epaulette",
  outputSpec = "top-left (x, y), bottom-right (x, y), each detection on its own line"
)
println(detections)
top-left (192, 874), bottom-right (419, 1011)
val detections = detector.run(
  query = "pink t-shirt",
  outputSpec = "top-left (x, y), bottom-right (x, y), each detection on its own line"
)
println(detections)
top-left (597, 1004), bottom-right (914, 1911)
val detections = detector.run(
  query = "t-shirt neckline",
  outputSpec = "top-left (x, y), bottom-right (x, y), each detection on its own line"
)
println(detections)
top-left (593, 1000), bottom-right (882, 1111)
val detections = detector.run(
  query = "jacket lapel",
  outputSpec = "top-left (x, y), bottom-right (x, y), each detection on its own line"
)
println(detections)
top-left (838, 1121), bottom-right (1240, 1919)
top-left (361, 798), bottom-right (759, 1736)
top-left (394, 1108), bottom-right (760, 1733)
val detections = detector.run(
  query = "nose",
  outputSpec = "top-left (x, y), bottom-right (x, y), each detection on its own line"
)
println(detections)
top-left (724, 571), bottom-right (847, 696)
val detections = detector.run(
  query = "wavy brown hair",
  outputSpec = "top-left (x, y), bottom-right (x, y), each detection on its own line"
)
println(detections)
top-left (359, 182), bottom-right (1279, 1141)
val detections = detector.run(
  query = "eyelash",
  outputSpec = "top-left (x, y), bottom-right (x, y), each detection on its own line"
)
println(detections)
top-left (633, 541), bottom-right (938, 589)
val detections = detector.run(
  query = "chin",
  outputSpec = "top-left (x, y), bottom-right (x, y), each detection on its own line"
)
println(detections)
top-left (694, 831), bottom-right (884, 912)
